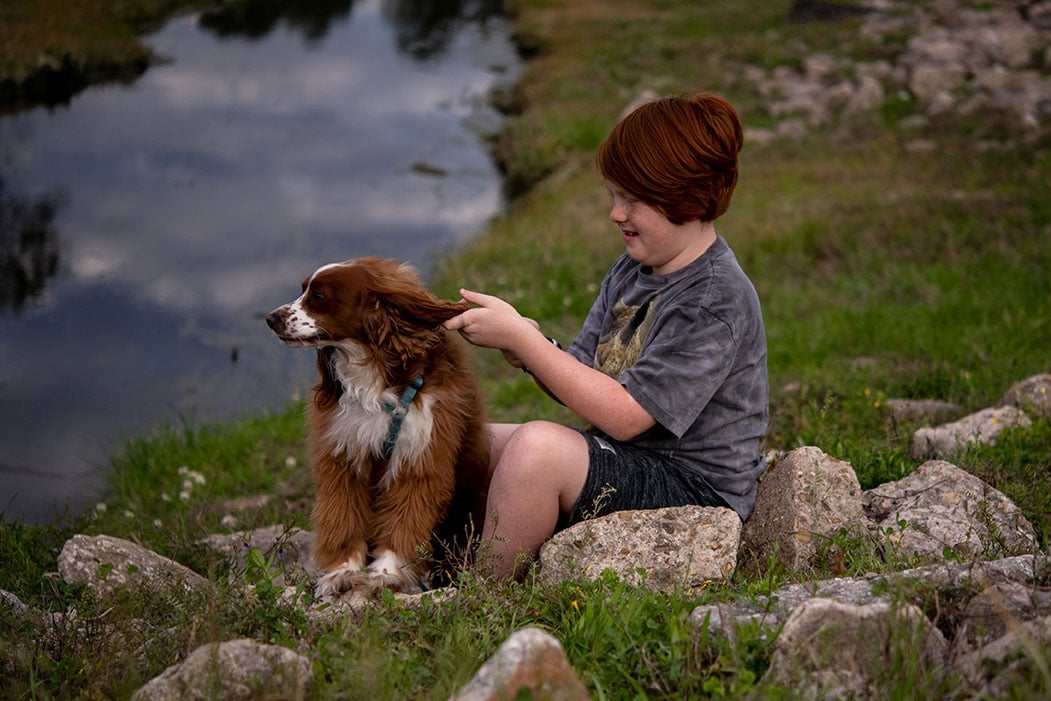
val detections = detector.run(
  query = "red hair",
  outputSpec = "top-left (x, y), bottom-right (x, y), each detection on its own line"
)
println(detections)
top-left (597, 92), bottom-right (743, 224)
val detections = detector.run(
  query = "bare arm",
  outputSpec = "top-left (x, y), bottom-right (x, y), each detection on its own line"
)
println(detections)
top-left (443, 289), bottom-right (656, 441)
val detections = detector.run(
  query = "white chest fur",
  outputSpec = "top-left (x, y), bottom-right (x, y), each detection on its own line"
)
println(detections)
top-left (322, 343), bottom-right (435, 488)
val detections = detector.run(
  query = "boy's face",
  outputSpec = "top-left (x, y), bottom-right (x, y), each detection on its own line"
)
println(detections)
top-left (605, 180), bottom-right (713, 276)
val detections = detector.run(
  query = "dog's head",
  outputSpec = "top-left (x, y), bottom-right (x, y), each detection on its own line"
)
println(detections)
top-left (266, 257), bottom-right (467, 362)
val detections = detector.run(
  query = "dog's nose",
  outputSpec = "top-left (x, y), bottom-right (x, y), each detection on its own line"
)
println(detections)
top-left (265, 311), bottom-right (283, 330)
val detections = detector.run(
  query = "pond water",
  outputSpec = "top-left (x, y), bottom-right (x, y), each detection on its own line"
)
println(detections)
top-left (0, 0), bottom-right (520, 523)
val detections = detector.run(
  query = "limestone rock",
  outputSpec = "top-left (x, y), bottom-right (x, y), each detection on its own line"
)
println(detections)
top-left (1, 588), bottom-right (29, 616)
top-left (306, 586), bottom-right (459, 626)
top-left (537, 505), bottom-right (740, 593)
top-left (690, 555), bottom-right (1045, 641)
top-left (763, 598), bottom-right (949, 700)
top-left (863, 460), bottom-right (1037, 560)
top-left (739, 446), bottom-right (864, 577)
top-left (882, 398), bottom-right (961, 423)
top-left (58, 534), bottom-right (212, 599)
top-left (742, 0), bottom-right (1051, 140)
top-left (131, 638), bottom-right (311, 701)
top-left (195, 525), bottom-right (317, 584)
top-left (451, 627), bottom-right (588, 701)
top-left (954, 614), bottom-right (1051, 698)
top-left (691, 573), bottom-right (885, 642)
top-left (910, 406), bottom-right (1032, 459)
top-left (956, 580), bottom-right (1042, 648)
top-left (998, 372), bottom-right (1051, 419)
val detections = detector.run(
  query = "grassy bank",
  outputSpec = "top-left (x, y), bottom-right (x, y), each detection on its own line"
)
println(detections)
top-left (433, 1), bottom-right (1051, 523)
top-left (2, 0), bottom-right (1050, 698)
top-left (0, 0), bottom-right (208, 110)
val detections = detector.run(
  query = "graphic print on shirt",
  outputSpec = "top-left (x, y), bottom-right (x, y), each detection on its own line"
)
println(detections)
top-left (593, 293), bottom-right (660, 378)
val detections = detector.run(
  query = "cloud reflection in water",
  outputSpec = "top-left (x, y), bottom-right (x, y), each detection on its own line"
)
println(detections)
top-left (0, 0), bottom-right (519, 522)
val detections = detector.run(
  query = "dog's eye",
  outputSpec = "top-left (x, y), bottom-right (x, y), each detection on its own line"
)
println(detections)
top-left (309, 291), bottom-right (325, 302)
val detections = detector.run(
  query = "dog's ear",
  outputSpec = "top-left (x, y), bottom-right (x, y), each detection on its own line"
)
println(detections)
top-left (387, 292), bottom-right (468, 326)
top-left (357, 259), bottom-right (466, 365)
top-left (362, 301), bottom-right (437, 369)
top-left (367, 261), bottom-right (467, 326)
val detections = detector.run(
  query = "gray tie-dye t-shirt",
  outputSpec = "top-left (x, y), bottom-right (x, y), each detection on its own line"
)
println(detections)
top-left (568, 235), bottom-right (769, 519)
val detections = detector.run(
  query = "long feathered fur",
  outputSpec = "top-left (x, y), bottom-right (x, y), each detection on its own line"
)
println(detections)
top-left (267, 257), bottom-right (489, 596)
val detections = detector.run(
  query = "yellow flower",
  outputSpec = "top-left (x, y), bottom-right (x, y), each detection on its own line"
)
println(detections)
top-left (571, 600), bottom-right (579, 612)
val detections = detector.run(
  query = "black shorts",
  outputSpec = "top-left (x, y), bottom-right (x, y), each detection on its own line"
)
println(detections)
top-left (557, 431), bottom-right (731, 531)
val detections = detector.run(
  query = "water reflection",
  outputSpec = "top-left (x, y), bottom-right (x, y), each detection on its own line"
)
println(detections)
top-left (0, 0), bottom-right (519, 523)
top-left (383, 0), bottom-right (504, 58)
top-left (0, 178), bottom-right (62, 313)
top-left (199, 0), bottom-right (356, 42)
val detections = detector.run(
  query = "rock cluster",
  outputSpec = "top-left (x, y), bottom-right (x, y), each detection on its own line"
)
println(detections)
top-left (743, 0), bottom-right (1051, 144)
top-left (3, 375), bottom-right (1046, 698)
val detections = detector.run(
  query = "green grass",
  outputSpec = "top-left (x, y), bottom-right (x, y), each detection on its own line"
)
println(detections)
top-left (2, 0), bottom-right (1050, 698)
top-left (88, 406), bottom-right (313, 561)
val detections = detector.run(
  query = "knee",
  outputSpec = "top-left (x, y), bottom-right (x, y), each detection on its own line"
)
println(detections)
top-left (505, 420), bottom-right (563, 454)
top-left (496, 421), bottom-right (576, 478)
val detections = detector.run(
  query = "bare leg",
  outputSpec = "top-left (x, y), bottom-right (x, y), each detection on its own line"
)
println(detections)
top-left (479, 421), bottom-right (589, 579)
top-left (486, 423), bottom-right (518, 473)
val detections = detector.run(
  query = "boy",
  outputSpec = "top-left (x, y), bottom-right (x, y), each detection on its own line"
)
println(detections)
top-left (444, 92), bottom-right (768, 578)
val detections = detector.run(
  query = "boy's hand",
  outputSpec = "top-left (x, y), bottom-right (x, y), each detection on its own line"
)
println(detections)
top-left (443, 289), bottom-right (540, 362)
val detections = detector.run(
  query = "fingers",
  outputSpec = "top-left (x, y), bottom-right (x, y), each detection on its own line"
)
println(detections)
top-left (458, 288), bottom-right (505, 309)
top-left (442, 313), bottom-right (466, 331)
top-left (442, 289), bottom-right (506, 331)
top-left (442, 290), bottom-right (474, 331)
top-left (441, 289), bottom-right (527, 352)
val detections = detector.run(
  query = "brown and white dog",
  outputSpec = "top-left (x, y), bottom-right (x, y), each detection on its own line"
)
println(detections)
top-left (266, 257), bottom-right (490, 596)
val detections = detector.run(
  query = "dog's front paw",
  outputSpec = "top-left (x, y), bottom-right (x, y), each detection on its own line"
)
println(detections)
top-left (316, 564), bottom-right (368, 598)
top-left (366, 550), bottom-right (427, 594)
